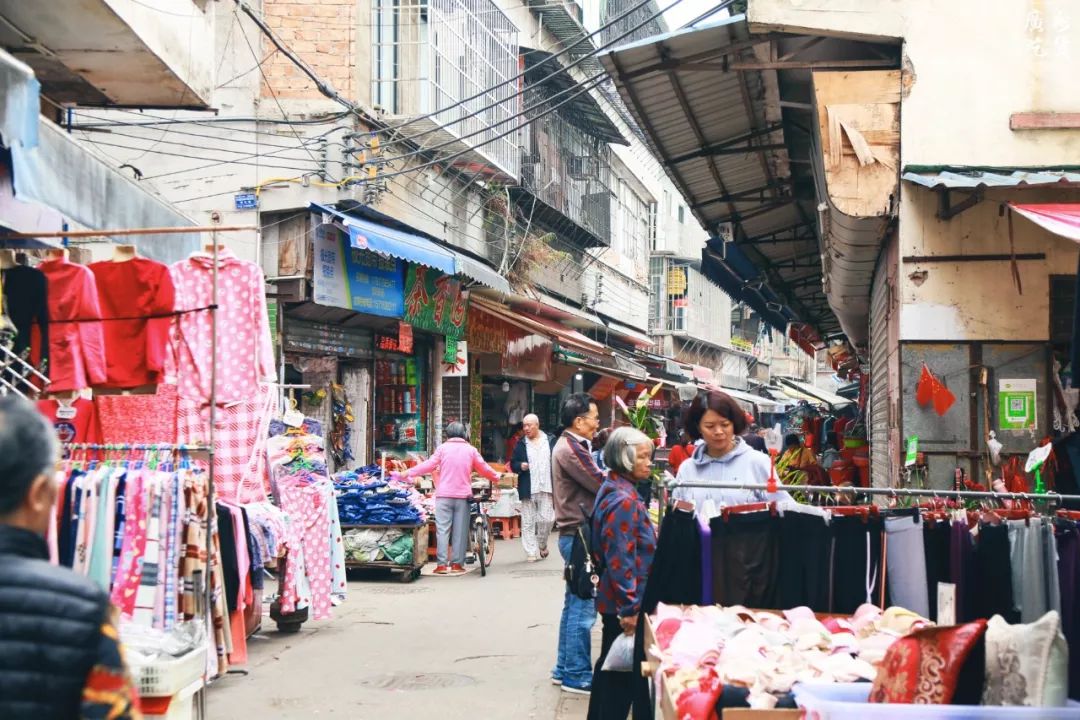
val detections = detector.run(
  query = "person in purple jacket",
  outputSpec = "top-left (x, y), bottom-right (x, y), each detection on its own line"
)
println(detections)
top-left (588, 426), bottom-right (657, 720)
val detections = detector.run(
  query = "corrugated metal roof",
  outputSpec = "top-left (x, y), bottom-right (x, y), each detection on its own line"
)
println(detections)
top-left (901, 169), bottom-right (1080, 189)
top-left (600, 17), bottom-right (828, 335)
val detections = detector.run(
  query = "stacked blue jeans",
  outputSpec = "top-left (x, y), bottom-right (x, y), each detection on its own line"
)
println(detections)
top-left (553, 534), bottom-right (596, 689)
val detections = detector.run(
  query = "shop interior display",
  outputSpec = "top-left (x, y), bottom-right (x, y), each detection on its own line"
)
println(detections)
top-left (373, 354), bottom-right (426, 458)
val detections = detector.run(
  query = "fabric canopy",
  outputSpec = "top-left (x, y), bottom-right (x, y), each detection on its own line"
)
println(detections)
top-left (1010, 203), bottom-right (1080, 243)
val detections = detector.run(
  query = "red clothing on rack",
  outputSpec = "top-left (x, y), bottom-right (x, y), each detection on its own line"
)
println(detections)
top-left (90, 257), bottom-right (176, 388)
top-left (31, 259), bottom-right (107, 392)
top-left (37, 397), bottom-right (101, 446)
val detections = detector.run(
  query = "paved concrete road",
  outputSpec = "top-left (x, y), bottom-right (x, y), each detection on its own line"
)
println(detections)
top-left (207, 534), bottom-right (591, 719)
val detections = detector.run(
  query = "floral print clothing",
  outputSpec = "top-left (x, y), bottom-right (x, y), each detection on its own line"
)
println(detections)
top-left (592, 474), bottom-right (656, 618)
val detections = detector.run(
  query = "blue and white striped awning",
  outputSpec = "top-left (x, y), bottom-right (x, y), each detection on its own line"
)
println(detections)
top-left (901, 168), bottom-right (1080, 189)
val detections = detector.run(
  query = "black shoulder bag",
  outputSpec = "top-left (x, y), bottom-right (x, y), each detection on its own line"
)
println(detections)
top-left (564, 502), bottom-right (607, 601)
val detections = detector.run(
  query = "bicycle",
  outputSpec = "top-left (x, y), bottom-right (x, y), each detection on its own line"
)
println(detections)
top-left (466, 484), bottom-right (497, 576)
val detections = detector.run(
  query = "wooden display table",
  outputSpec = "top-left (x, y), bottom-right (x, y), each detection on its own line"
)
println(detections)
top-left (644, 613), bottom-right (801, 720)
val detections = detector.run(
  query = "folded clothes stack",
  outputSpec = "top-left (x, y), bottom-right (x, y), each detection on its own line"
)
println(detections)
top-left (333, 467), bottom-right (428, 525)
top-left (649, 603), bottom-right (929, 715)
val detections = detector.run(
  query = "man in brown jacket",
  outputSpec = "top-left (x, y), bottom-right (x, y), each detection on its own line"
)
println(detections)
top-left (550, 392), bottom-right (603, 695)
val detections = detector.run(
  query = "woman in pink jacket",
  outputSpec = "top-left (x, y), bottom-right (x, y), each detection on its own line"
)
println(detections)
top-left (399, 422), bottom-right (500, 575)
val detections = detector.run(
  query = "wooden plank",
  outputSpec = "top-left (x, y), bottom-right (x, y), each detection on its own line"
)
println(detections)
top-left (1010, 112), bottom-right (1080, 130)
top-left (813, 71), bottom-right (901, 217)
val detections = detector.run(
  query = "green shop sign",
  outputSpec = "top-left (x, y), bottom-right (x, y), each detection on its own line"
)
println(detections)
top-left (403, 265), bottom-right (469, 340)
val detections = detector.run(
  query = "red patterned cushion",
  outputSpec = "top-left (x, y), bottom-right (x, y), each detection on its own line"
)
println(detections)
top-left (868, 620), bottom-right (988, 704)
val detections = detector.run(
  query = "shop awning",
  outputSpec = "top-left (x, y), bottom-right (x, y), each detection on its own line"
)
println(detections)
top-left (472, 296), bottom-right (607, 354)
top-left (777, 377), bottom-right (853, 410)
top-left (311, 202), bottom-right (511, 293)
top-left (605, 319), bottom-right (653, 349)
top-left (901, 168), bottom-right (1080, 190)
top-left (703, 383), bottom-right (783, 413)
top-left (1009, 203), bottom-right (1080, 243)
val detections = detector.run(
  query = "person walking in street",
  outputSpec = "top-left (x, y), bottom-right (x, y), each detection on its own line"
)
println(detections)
top-left (551, 392), bottom-right (604, 695)
top-left (0, 395), bottom-right (142, 720)
top-left (510, 413), bottom-right (555, 562)
top-left (588, 426), bottom-right (657, 720)
top-left (398, 422), bottom-right (500, 575)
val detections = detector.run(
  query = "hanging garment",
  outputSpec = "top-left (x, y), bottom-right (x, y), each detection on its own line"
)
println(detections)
top-left (96, 384), bottom-right (178, 444)
top-left (32, 258), bottom-right (107, 392)
top-left (2, 263), bottom-right (48, 366)
top-left (975, 523), bottom-right (1017, 622)
top-left (168, 250), bottom-right (275, 403)
top-left (710, 511), bottom-right (781, 609)
top-left (885, 515), bottom-right (930, 618)
top-left (176, 389), bottom-right (273, 504)
top-left (923, 520), bottom-right (952, 622)
top-left (37, 397), bottom-right (101, 447)
top-left (1056, 523), bottom-right (1080, 699)
top-left (777, 510), bottom-right (831, 612)
top-left (830, 515), bottom-right (883, 614)
top-left (950, 519), bottom-right (977, 622)
top-left (632, 509), bottom-right (703, 720)
top-left (90, 257), bottom-right (175, 388)
top-left (276, 475), bottom-right (333, 620)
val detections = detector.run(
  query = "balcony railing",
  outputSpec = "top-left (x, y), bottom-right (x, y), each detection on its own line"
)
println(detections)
top-left (518, 85), bottom-right (612, 246)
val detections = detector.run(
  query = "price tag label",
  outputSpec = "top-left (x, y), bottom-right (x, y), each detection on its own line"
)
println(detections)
top-left (283, 408), bottom-right (305, 428)
top-left (55, 405), bottom-right (78, 420)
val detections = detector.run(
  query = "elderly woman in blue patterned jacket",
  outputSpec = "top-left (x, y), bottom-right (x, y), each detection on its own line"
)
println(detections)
top-left (588, 426), bottom-right (657, 720)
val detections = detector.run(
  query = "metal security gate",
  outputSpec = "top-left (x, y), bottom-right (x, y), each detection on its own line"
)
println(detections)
top-left (869, 255), bottom-right (891, 487)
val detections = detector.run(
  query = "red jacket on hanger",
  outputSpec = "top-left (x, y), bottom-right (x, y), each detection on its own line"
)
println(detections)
top-left (90, 257), bottom-right (175, 388)
top-left (31, 258), bottom-right (107, 393)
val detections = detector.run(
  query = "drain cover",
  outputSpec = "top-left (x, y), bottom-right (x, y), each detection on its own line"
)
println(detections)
top-left (357, 672), bottom-right (478, 691)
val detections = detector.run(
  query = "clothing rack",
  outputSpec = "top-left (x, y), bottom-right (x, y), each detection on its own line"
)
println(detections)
top-left (63, 442), bottom-right (212, 452)
top-left (670, 481), bottom-right (1080, 504)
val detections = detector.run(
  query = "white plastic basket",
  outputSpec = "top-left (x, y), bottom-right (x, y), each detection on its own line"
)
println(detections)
top-left (131, 643), bottom-right (206, 698)
top-left (143, 679), bottom-right (202, 720)
top-left (793, 683), bottom-right (1080, 719)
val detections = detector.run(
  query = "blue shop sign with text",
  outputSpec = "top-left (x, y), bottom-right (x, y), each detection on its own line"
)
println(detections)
top-left (313, 223), bottom-right (404, 317)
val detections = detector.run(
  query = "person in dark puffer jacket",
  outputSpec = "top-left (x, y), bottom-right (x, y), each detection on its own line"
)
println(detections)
top-left (0, 395), bottom-right (140, 720)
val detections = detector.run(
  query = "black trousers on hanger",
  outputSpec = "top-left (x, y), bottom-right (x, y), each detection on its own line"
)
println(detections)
top-left (710, 511), bottom-right (780, 609)
top-left (830, 516), bottom-right (883, 614)
top-left (778, 512), bottom-right (830, 612)
top-left (923, 521), bottom-right (952, 622)
top-left (973, 523), bottom-right (1018, 622)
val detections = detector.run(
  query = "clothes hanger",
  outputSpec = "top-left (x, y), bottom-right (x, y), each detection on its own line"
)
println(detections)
top-left (721, 501), bottom-right (777, 520)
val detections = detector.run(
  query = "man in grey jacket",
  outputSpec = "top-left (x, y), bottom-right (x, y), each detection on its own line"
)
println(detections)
top-left (550, 392), bottom-right (603, 695)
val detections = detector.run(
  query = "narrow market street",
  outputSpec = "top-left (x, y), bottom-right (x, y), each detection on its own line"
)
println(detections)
top-left (207, 536), bottom-right (590, 719)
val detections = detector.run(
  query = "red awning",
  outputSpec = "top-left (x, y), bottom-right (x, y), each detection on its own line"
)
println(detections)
top-left (1010, 203), bottom-right (1080, 242)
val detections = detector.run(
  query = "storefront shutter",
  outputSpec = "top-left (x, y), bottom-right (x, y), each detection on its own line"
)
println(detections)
top-left (869, 257), bottom-right (891, 487)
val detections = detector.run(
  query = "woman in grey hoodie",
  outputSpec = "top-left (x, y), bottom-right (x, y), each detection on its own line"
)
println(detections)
top-left (671, 391), bottom-right (793, 508)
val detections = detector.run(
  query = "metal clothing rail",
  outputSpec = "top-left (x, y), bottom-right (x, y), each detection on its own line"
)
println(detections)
top-left (669, 481), bottom-right (1080, 504)
top-left (62, 442), bottom-right (211, 452)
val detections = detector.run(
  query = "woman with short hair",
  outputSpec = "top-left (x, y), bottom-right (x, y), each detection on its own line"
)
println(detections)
top-left (588, 426), bottom-right (657, 720)
top-left (398, 422), bottom-right (500, 575)
top-left (672, 390), bottom-right (793, 509)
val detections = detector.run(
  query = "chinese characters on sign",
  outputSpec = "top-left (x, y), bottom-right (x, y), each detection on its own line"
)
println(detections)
top-left (466, 306), bottom-right (514, 354)
top-left (312, 224), bottom-right (405, 317)
top-left (403, 265), bottom-right (469, 339)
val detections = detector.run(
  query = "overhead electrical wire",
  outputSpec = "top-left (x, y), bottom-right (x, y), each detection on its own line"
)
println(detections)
top-left (372, 0), bottom-right (672, 146)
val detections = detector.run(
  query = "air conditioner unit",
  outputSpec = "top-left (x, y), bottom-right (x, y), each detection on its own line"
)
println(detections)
top-left (569, 155), bottom-right (598, 180)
